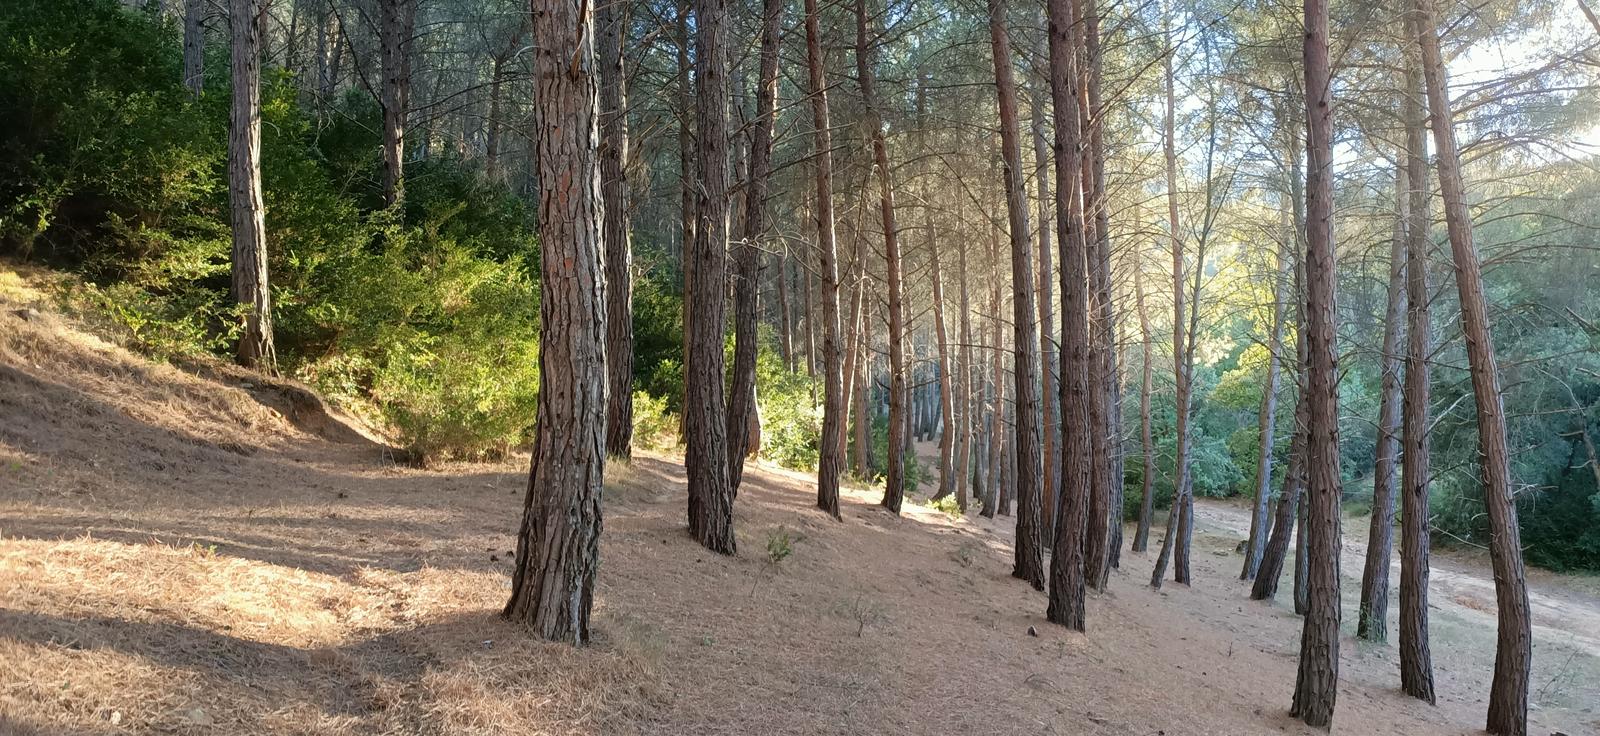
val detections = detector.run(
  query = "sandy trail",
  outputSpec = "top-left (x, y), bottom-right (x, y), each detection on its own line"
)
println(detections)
top-left (2, 288), bottom-right (1599, 735)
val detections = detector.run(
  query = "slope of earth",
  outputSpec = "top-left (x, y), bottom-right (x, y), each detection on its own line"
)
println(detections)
top-left (1, 266), bottom-right (1597, 735)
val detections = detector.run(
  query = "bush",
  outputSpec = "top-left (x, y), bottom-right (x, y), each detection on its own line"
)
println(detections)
top-left (0, 0), bottom-right (543, 462)
top-left (631, 390), bottom-right (680, 450)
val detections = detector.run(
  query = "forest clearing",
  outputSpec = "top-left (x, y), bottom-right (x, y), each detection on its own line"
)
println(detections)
top-left (2, 272), bottom-right (1597, 735)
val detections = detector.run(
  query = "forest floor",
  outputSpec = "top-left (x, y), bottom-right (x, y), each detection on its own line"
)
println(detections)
top-left (2, 266), bottom-right (1599, 735)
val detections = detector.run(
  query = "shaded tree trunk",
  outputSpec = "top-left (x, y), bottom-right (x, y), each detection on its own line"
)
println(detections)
top-left (1045, 0), bottom-right (1090, 632)
top-left (930, 231), bottom-right (958, 501)
top-left (1289, 0), bottom-right (1343, 720)
top-left (1242, 229), bottom-right (1291, 580)
top-left (805, 0), bottom-right (847, 520)
top-left (1131, 266), bottom-right (1156, 552)
top-left (1083, 0), bottom-right (1118, 587)
top-left (728, 0), bottom-right (783, 490)
top-left (1398, 29), bottom-right (1436, 701)
top-left (1150, 27), bottom-right (1190, 588)
top-left (380, 0), bottom-right (414, 210)
top-left (685, 0), bottom-right (735, 554)
top-left (229, 0), bottom-right (275, 372)
top-left (599, 0), bottom-right (635, 461)
top-left (956, 232), bottom-right (975, 512)
top-left (184, 0), bottom-right (204, 96)
top-left (1031, 86), bottom-right (1060, 536)
top-left (987, 0), bottom-right (1044, 587)
top-left (1416, 1), bottom-right (1531, 730)
top-left (1357, 156), bottom-right (1410, 642)
top-left (503, 0), bottom-right (606, 645)
top-left (853, 0), bottom-right (906, 513)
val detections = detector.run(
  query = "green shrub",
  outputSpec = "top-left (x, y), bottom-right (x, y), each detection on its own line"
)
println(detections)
top-left (631, 390), bottom-right (680, 450)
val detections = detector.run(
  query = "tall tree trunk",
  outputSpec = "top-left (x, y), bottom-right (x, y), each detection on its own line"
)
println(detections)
top-left (1031, 86), bottom-right (1060, 536)
top-left (1294, 486), bottom-right (1310, 614)
top-left (183, 0), bottom-right (204, 96)
top-left (1242, 227), bottom-right (1291, 580)
top-left (956, 232), bottom-right (975, 512)
top-left (316, 0), bottom-right (341, 111)
top-left (229, 0), bottom-right (276, 372)
top-left (805, 0), bottom-right (847, 520)
top-left (1290, 0), bottom-right (1343, 720)
top-left (1416, 1), bottom-right (1531, 730)
top-left (778, 247), bottom-right (795, 371)
top-left (599, 0), bottom-right (635, 461)
top-left (1398, 29), bottom-right (1437, 701)
top-left (930, 232), bottom-right (958, 501)
top-left (1150, 25), bottom-right (1190, 588)
top-left (685, 0), bottom-right (735, 554)
top-left (503, 0), bottom-right (606, 644)
top-left (987, 0), bottom-right (1045, 587)
top-left (855, 291), bottom-right (874, 478)
top-left (853, 0), bottom-right (907, 513)
top-left (1253, 303), bottom-right (1308, 602)
top-left (1082, 0), bottom-right (1118, 587)
top-left (380, 0), bottom-right (414, 210)
top-left (728, 0), bottom-right (783, 490)
top-left (983, 272), bottom-right (1005, 518)
top-left (1132, 265), bottom-right (1156, 552)
top-left (1357, 156), bottom-right (1410, 642)
top-left (1045, 0), bottom-right (1090, 632)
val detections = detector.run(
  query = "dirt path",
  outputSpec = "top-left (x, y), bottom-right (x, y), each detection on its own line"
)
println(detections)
top-left (2, 290), bottom-right (1598, 735)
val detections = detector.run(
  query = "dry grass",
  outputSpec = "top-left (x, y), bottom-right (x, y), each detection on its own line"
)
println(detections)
top-left (3, 262), bottom-right (1599, 735)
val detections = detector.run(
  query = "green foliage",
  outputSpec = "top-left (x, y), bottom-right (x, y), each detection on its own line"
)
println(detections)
top-left (630, 390), bottom-right (680, 450)
top-left (764, 526), bottom-right (796, 565)
top-left (0, 0), bottom-right (541, 462)
top-left (754, 345), bottom-right (822, 471)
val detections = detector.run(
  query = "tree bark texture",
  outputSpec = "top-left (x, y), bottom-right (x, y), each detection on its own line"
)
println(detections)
top-left (805, 0), bottom-right (847, 520)
top-left (1416, 0), bottom-right (1531, 730)
top-left (599, 0), bottom-right (635, 461)
top-left (685, 0), bottom-right (736, 554)
top-left (1242, 231), bottom-right (1291, 580)
top-left (504, 0), bottom-right (606, 645)
top-left (229, 0), bottom-right (276, 372)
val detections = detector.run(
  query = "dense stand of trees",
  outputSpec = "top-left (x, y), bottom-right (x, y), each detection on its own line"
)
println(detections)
top-left (9, 0), bottom-right (1600, 732)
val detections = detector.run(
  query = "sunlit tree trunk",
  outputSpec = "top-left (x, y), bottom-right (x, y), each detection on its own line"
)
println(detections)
top-left (956, 231), bottom-right (975, 512)
top-left (728, 0), bottom-right (783, 490)
top-left (1289, 0), bottom-right (1343, 720)
top-left (1045, 0), bottom-right (1090, 632)
top-left (1398, 29), bottom-right (1437, 701)
top-left (599, 0), bottom-right (634, 461)
top-left (503, 0), bottom-right (605, 645)
top-left (229, 0), bottom-right (275, 372)
top-left (1357, 156), bottom-right (1409, 642)
top-left (1416, 0), bottom-right (1531, 730)
top-left (805, 0), bottom-right (847, 520)
top-left (930, 228), bottom-right (958, 501)
top-left (684, 0), bottom-right (735, 554)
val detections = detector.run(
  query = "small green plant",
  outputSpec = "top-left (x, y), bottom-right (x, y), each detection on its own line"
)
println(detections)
top-left (928, 495), bottom-right (963, 519)
top-left (765, 526), bottom-right (795, 565)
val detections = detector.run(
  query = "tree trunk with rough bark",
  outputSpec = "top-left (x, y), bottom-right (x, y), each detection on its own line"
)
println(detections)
top-left (1398, 31), bottom-right (1436, 700)
top-left (728, 0), bottom-right (782, 490)
top-left (1416, 1), bottom-right (1531, 730)
top-left (229, 0), bottom-right (275, 372)
top-left (380, 0), bottom-right (413, 210)
top-left (503, 0), bottom-right (606, 645)
top-left (1357, 157), bottom-right (1409, 642)
top-left (685, 0), bottom-right (735, 554)
top-left (930, 231), bottom-right (958, 501)
top-left (1290, 0), bottom-right (1343, 720)
top-left (986, 0), bottom-right (1045, 587)
top-left (1045, 0), bottom-right (1090, 632)
top-left (599, 0), bottom-right (634, 461)
top-left (853, 0), bottom-right (906, 513)
top-left (184, 0), bottom-right (204, 96)
top-left (805, 0), bottom-right (847, 520)
top-left (1031, 86), bottom-right (1060, 537)
top-left (956, 232), bottom-right (975, 512)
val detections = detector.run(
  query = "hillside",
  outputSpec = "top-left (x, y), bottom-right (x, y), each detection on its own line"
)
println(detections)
top-left (2, 266), bottom-right (1597, 735)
